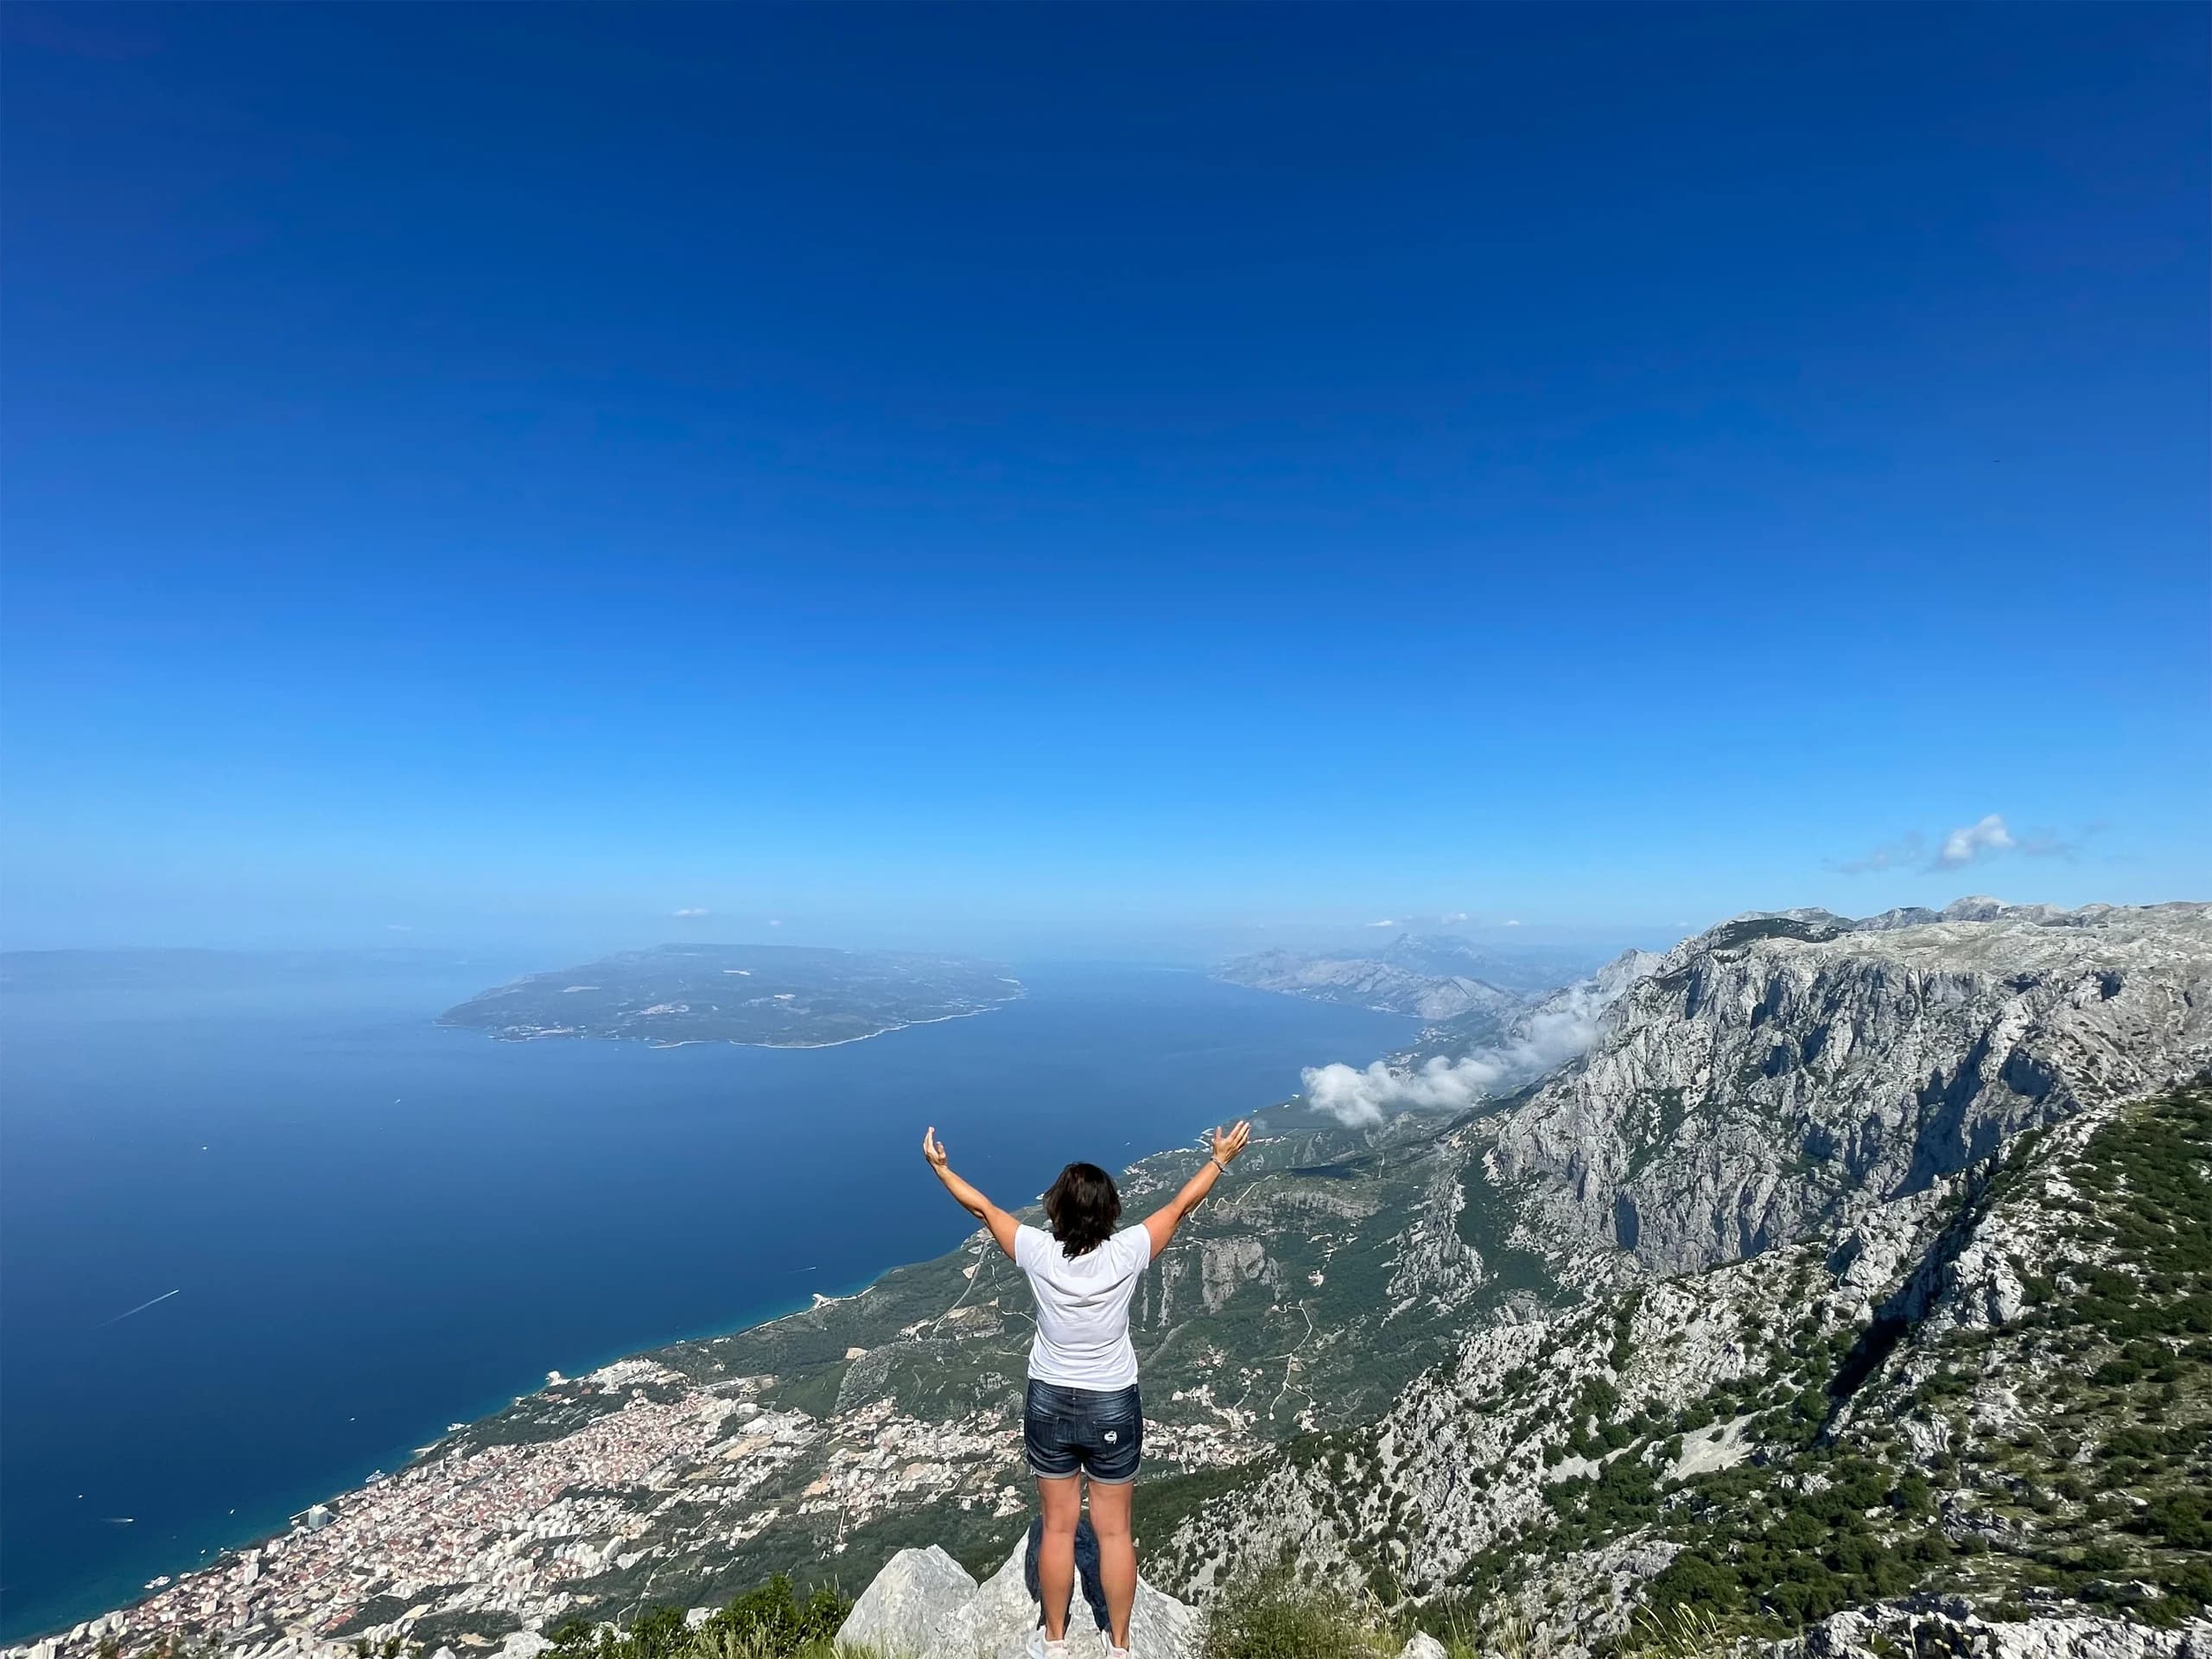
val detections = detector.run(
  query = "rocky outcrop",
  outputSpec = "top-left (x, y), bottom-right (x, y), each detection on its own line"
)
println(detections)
top-left (1148, 1231), bottom-right (1280, 1326)
top-left (1791, 1600), bottom-right (2212, 1659)
top-left (1492, 900), bottom-right (2212, 1273)
top-left (839, 1540), bottom-right (1197, 1658)
top-left (837, 1545), bottom-right (977, 1654)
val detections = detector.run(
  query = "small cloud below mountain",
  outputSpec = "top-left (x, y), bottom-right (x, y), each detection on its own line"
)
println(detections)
top-left (1301, 972), bottom-right (1640, 1128)
top-left (671, 907), bottom-right (710, 918)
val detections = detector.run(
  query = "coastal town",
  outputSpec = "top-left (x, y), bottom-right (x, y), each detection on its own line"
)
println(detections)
top-left (13, 1330), bottom-right (1267, 1659)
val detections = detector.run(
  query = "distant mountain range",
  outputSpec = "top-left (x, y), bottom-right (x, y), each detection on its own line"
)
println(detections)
top-left (23, 899), bottom-right (2212, 1659)
top-left (437, 943), bottom-right (1021, 1047)
top-left (1213, 933), bottom-right (1608, 1028)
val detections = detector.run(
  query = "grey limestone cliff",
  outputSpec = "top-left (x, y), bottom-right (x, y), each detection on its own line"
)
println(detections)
top-left (1491, 899), bottom-right (2212, 1274)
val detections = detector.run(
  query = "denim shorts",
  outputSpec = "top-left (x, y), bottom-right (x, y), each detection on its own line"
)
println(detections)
top-left (1024, 1379), bottom-right (1142, 1484)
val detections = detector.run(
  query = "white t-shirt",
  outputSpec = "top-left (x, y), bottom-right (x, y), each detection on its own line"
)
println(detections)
top-left (1013, 1223), bottom-right (1154, 1391)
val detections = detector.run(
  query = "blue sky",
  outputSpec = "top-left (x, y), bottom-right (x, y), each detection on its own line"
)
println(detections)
top-left (3, 4), bottom-right (2205, 956)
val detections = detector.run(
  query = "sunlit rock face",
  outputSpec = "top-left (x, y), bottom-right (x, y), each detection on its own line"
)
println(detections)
top-left (1491, 900), bottom-right (2212, 1274)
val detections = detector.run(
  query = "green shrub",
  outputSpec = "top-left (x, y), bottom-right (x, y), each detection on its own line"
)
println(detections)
top-left (2134, 1488), bottom-right (2212, 1550)
top-left (1198, 1573), bottom-right (1393, 1659)
top-left (548, 1578), bottom-right (852, 1659)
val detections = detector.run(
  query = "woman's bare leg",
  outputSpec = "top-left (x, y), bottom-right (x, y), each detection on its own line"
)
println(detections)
top-left (1086, 1478), bottom-right (1136, 1650)
top-left (1036, 1475), bottom-right (1083, 1641)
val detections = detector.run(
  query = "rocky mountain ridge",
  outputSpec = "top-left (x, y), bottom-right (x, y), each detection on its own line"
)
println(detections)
top-left (1493, 899), bottom-right (2212, 1273)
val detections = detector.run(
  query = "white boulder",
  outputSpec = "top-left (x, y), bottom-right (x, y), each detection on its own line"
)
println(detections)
top-left (838, 1538), bottom-right (1198, 1658)
top-left (836, 1546), bottom-right (978, 1655)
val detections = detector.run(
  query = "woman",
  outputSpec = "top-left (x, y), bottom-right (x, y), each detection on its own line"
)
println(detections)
top-left (922, 1119), bottom-right (1252, 1659)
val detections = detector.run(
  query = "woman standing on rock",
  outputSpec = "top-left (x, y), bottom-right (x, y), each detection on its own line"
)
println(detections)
top-left (922, 1119), bottom-right (1252, 1659)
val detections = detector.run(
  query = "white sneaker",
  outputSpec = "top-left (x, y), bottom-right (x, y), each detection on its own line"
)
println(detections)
top-left (1023, 1634), bottom-right (1068, 1659)
top-left (1108, 1647), bottom-right (1133, 1659)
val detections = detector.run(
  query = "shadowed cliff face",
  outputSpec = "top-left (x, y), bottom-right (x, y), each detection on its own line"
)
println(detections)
top-left (1488, 902), bottom-right (2212, 1274)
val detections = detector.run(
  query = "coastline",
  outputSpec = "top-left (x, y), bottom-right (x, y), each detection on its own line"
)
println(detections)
top-left (7, 1264), bottom-right (898, 1649)
top-left (15, 1080), bottom-right (1206, 1648)
top-left (5, 972), bottom-right (1416, 1649)
top-left (10, 1077), bottom-right (1288, 1651)
top-left (476, 989), bottom-right (1027, 1052)
top-left (7, 1082), bottom-right (1338, 1649)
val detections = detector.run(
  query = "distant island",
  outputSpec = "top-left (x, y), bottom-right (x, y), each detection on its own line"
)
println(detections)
top-left (438, 943), bottom-right (1022, 1047)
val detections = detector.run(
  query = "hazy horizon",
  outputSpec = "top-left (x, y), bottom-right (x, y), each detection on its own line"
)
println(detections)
top-left (0, 918), bottom-right (1673, 970)
top-left (8, 893), bottom-right (2181, 970)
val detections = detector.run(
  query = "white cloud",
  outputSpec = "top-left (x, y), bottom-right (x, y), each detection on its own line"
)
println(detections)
top-left (1936, 813), bottom-right (2015, 869)
top-left (385, 923), bottom-right (413, 932)
top-left (671, 906), bottom-right (710, 918)
top-left (1300, 978), bottom-right (1624, 1128)
top-left (1437, 911), bottom-right (1469, 924)
top-left (1363, 918), bottom-right (1398, 929)
top-left (767, 918), bottom-right (783, 928)
top-left (1835, 813), bottom-right (2081, 876)
top-left (1502, 918), bottom-right (1522, 927)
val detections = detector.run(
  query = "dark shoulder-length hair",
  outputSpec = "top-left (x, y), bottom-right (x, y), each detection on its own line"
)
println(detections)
top-left (1043, 1161), bottom-right (1121, 1257)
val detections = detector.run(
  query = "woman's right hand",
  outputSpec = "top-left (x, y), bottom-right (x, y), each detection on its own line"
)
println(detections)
top-left (1211, 1121), bottom-right (1251, 1166)
top-left (922, 1126), bottom-right (951, 1173)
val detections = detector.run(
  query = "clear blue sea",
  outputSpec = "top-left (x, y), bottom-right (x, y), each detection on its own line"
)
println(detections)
top-left (0, 958), bottom-right (1414, 1642)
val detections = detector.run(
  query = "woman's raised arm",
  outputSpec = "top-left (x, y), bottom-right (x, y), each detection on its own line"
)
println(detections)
top-left (1142, 1121), bottom-right (1250, 1260)
top-left (922, 1127), bottom-right (1021, 1259)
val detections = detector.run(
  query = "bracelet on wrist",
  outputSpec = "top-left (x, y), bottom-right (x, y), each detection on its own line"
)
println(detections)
top-left (1210, 1155), bottom-right (1230, 1174)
